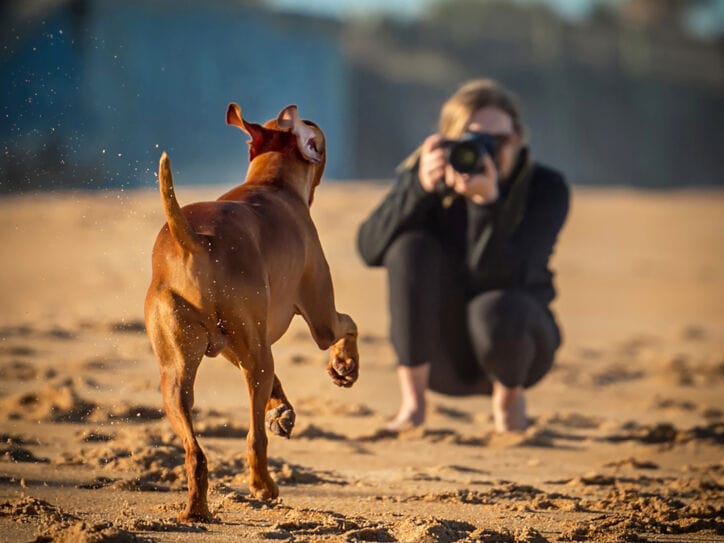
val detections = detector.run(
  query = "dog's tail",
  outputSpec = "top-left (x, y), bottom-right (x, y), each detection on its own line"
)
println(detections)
top-left (158, 152), bottom-right (200, 252)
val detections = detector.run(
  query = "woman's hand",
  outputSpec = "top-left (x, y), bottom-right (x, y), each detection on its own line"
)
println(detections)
top-left (418, 134), bottom-right (447, 193)
top-left (447, 153), bottom-right (499, 205)
top-left (419, 134), bottom-right (499, 204)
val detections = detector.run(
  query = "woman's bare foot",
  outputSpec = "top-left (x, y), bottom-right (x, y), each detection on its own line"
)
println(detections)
top-left (385, 406), bottom-right (425, 432)
top-left (386, 364), bottom-right (429, 432)
top-left (492, 382), bottom-right (529, 433)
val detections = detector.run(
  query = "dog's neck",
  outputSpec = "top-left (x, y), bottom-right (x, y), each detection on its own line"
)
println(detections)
top-left (232, 153), bottom-right (318, 205)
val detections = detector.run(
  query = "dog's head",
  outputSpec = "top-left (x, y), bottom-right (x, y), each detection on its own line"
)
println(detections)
top-left (226, 103), bottom-right (326, 205)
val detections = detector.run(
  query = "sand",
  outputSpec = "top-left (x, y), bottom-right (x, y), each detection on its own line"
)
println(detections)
top-left (0, 182), bottom-right (722, 542)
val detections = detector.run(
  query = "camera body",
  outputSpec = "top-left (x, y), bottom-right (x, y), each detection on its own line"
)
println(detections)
top-left (434, 131), bottom-right (504, 196)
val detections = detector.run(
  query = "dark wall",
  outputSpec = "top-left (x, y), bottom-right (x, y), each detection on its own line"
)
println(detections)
top-left (345, 12), bottom-right (724, 186)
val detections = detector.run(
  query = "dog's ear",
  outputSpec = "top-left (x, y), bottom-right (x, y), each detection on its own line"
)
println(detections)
top-left (276, 105), bottom-right (323, 164)
top-left (226, 103), bottom-right (267, 142)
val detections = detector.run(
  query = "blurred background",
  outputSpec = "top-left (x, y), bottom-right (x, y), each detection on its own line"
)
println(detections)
top-left (1, 0), bottom-right (722, 191)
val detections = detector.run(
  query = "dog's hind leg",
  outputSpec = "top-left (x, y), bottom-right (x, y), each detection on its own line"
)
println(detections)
top-left (265, 375), bottom-right (295, 438)
top-left (239, 343), bottom-right (279, 500)
top-left (146, 293), bottom-right (212, 522)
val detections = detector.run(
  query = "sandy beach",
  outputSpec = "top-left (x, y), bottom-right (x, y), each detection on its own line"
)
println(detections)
top-left (0, 181), bottom-right (722, 542)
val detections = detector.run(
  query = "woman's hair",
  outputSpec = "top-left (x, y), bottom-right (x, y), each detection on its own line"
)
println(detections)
top-left (439, 78), bottom-right (524, 139)
top-left (398, 78), bottom-right (525, 172)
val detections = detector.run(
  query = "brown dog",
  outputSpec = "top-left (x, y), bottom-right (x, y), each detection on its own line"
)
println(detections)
top-left (144, 104), bottom-right (359, 522)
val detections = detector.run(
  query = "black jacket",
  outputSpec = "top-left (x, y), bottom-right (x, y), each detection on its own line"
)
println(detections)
top-left (356, 150), bottom-right (570, 307)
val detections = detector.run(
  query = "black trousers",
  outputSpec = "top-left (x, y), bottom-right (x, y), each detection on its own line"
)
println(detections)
top-left (383, 231), bottom-right (561, 396)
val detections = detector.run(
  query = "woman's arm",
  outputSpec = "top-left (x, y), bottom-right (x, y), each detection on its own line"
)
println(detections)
top-left (513, 168), bottom-right (570, 287)
top-left (356, 166), bottom-right (439, 267)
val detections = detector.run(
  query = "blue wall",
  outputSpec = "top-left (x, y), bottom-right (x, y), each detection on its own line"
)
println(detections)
top-left (1, 1), bottom-right (350, 190)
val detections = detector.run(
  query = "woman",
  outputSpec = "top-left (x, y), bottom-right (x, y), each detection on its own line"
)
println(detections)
top-left (357, 79), bottom-right (569, 433)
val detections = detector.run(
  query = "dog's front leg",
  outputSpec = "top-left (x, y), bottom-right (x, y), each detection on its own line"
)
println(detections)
top-left (326, 314), bottom-right (359, 388)
top-left (297, 258), bottom-right (359, 388)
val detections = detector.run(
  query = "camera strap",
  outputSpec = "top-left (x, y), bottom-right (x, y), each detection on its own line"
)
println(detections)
top-left (466, 148), bottom-right (533, 273)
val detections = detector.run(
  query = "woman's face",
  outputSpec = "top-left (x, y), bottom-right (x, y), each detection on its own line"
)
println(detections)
top-left (464, 106), bottom-right (521, 180)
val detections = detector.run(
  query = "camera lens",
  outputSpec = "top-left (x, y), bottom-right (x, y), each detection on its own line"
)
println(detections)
top-left (448, 142), bottom-right (480, 174)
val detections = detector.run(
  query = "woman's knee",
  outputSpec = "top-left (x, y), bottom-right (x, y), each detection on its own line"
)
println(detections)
top-left (467, 290), bottom-right (534, 343)
top-left (466, 290), bottom-right (542, 387)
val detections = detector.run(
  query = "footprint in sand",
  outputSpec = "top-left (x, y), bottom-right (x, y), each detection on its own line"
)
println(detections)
top-left (0, 344), bottom-right (38, 357)
top-left (295, 423), bottom-right (346, 441)
top-left (45, 326), bottom-right (77, 340)
top-left (195, 418), bottom-right (248, 438)
top-left (289, 353), bottom-right (313, 365)
top-left (0, 360), bottom-right (40, 380)
top-left (577, 346), bottom-right (604, 360)
top-left (356, 426), bottom-right (487, 446)
top-left (0, 379), bottom-right (166, 424)
top-left (108, 319), bottom-right (146, 334)
top-left (590, 362), bottom-right (646, 386)
top-left (398, 483), bottom-right (571, 506)
top-left (295, 396), bottom-right (374, 417)
top-left (101, 402), bottom-right (165, 422)
top-left (603, 421), bottom-right (679, 444)
top-left (0, 325), bottom-right (34, 339)
top-left (603, 457), bottom-right (659, 470)
top-left (663, 353), bottom-right (695, 386)
top-left (358, 333), bottom-right (387, 346)
top-left (80, 356), bottom-right (130, 371)
top-left (542, 412), bottom-right (604, 429)
top-left (0, 496), bottom-right (78, 525)
top-left (252, 506), bottom-right (480, 543)
top-left (616, 334), bottom-right (661, 357)
top-left (700, 354), bottom-right (724, 382)
top-left (389, 517), bottom-right (476, 543)
top-left (63, 440), bottom-right (188, 492)
top-left (680, 324), bottom-right (707, 341)
top-left (602, 421), bottom-right (724, 446)
top-left (431, 404), bottom-right (474, 423)
top-left (0, 445), bottom-right (49, 463)
top-left (0, 433), bottom-right (41, 446)
top-left (701, 406), bottom-right (723, 420)
top-left (77, 429), bottom-right (115, 443)
top-left (121, 517), bottom-right (207, 533)
top-left (268, 458), bottom-right (346, 486)
top-left (36, 520), bottom-right (143, 542)
top-left (549, 360), bottom-right (581, 385)
top-left (0, 382), bottom-right (97, 423)
top-left (271, 508), bottom-right (370, 539)
top-left (650, 396), bottom-right (698, 412)
top-left (569, 483), bottom-right (723, 540)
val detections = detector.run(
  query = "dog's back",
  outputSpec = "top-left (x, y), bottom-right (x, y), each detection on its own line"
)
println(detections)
top-left (147, 181), bottom-right (313, 347)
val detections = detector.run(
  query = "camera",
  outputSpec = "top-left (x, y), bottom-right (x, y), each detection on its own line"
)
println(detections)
top-left (445, 131), bottom-right (502, 174)
top-left (434, 131), bottom-right (504, 197)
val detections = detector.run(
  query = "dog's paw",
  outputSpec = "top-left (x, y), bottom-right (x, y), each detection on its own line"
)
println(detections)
top-left (177, 506), bottom-right (215, 523)
top-left (249, 475), bottom-right (279, 501)
top-left (265, 404), bottom-right (296, 438)
top-left (328, 341), bottom-right (358, 388)
top-left (328, 359), bottom-right (358, 388)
